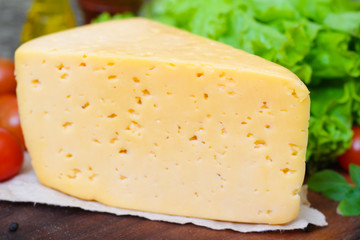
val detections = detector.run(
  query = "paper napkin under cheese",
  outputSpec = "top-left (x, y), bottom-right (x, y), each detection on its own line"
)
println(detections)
top-left (0, 154), bottom-right (327, 232)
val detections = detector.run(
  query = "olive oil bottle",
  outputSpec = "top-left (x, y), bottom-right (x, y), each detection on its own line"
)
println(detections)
top-left (21, 0), bottom-right (76, 43)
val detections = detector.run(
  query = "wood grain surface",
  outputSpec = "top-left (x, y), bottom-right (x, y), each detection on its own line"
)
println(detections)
top-left (0, 190), bottom-right (360, 240)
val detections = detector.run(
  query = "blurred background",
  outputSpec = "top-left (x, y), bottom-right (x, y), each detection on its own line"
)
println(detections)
top-left (0, 0), bottom-right (143, 59)
top-left (0, 0), bottom-right (83, 59)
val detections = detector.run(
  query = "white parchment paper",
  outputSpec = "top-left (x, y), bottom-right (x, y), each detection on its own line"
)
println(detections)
top-left (0, 154), bottom-right (327, 232)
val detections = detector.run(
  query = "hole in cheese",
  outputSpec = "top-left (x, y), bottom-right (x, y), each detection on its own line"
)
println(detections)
top-left (149, 151), bottom-right (156, 158)
top-left (107, 113), bottom-right (118, 118)
top-left (128, 109), bottom-right (135, 114)
top-left (135, 97), bottom-right (142, 104)
top-left (60, 73), bottom-right (69, 80)
top-left (66, 168), bottom-right (81, 179)
top-left (62, 122), bottom-right (73, 128)
top-left (291, 89), bottom-right (299, 98)
top-left (289, 143), bottom-right (300, 156)
top-left (89, 174), bottom-right (97, 180)
top-left (120, 175), bottom-right (127, 180)
top-left (196, 72), bottom-right (204, 78)
top-left (31, 79), bottom-right (41, 88)
top-left (281, 168), bottom-right (296, 174)
top-left (292, 188), bottom-right (300, 196)
top-left (57, 63), bottom-right (64, 70)
top-left (81, 102), bottom-right (90, 109)
top-left (254, 140), bottom-right (266, 148)
top-left (142, 89), bottom-right (151, 95)
top-left (119, 148), bottom-right (128, 154)
top-left (133, 77), bottom-right (140, 83)
top-left (189, 135), bottom-right (197, 141)
top-left (218, 83), bottom-right (225, 89)
top-left (261, 101), bottom-right (269, 109)
top-left (125, 121), bottom-right (142, 131)
top-left (226, 77), bottom-right (234, 82)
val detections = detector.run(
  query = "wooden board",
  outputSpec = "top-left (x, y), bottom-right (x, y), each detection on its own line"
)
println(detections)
top-left (0, 190), bottom-right (360, 240)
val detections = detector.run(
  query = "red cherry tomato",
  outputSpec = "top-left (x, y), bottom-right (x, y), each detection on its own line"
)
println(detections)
top-left (0, 94), bottom-right (25, 148)
top-left (0, 128), bottom-right (24, 182)
top-left (0, 94), bottom-right (16, 107)
top-left (338, 126), bottom-right (360, 171)
top-left (0, 58), bottom-right (16, 95)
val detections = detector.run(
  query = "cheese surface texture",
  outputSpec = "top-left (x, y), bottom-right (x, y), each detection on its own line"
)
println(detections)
top-left (15, 18), bottom-right (310, 224)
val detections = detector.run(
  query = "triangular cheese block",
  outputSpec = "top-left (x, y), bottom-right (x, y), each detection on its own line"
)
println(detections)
top-left (15, 18), bottom-right (310, 224)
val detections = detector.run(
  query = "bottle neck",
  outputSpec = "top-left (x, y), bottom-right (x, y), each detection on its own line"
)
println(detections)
top-left (31, 0), bottom-right (72, 12)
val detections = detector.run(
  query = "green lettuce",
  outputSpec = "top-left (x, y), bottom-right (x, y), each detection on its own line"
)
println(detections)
top-left (307, 83), bottom-right (353, 172)
top-left (91, 12), bottom-right (134, 23)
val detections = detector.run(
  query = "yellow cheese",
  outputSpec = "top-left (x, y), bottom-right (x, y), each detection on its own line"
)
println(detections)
top-left (15, 18), bottom-right (310, 224)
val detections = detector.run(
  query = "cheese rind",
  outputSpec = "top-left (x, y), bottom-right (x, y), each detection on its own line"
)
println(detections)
top-left (15, 18), bottom-right (310, 224)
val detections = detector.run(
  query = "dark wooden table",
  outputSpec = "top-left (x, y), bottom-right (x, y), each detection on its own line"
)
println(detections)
top-left (0, 190), bottom-right (359, 240)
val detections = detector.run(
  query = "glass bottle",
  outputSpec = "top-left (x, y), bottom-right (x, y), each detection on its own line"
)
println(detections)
top-left (21, 0), bottom-right (76, 43)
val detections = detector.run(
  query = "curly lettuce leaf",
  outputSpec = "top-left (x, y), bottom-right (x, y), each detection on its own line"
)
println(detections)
top-left (350, 81), bottom-right (360, 126)
top-left (306, 31), bottom-right (360, 80)
top-left (323, 12), bottom-right (360, 37)
top-left (307, 82), bottom-right (353, 171)
top-left (292, 0), bottom-right (360, 22)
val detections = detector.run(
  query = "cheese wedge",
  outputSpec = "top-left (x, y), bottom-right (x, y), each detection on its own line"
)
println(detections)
top-left (15, 18), bottom-right (310, 224)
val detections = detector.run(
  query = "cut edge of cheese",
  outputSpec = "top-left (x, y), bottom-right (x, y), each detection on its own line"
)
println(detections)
top-left (15, 18), bottom-right (310, 225)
